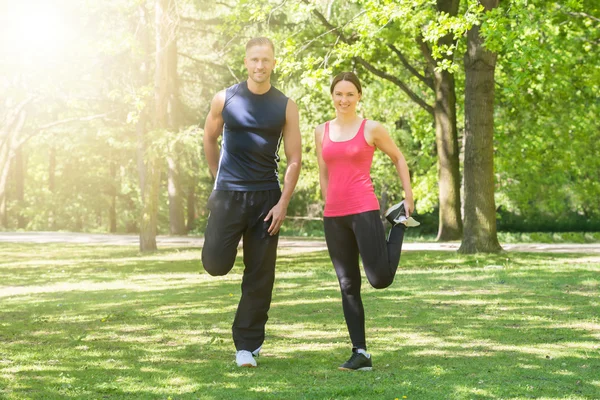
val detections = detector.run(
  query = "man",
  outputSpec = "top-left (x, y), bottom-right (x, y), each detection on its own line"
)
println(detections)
top-left (201, 37), bottom-right (302, 368)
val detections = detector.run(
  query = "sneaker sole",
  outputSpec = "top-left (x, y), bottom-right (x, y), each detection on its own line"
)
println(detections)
top-left (238, 363), bottom-right (257, 368)
top-left (384, 202), bottom-right (404, 217)
top-left (338, 366), bottom-right (373, 371)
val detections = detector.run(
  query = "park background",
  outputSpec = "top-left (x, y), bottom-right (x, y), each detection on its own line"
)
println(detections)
top-left (1, 2), bottom-right (600, 399)
top-left (1, 0), bottom-right (599, 253)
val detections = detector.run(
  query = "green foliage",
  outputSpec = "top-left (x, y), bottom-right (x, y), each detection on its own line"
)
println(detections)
top-left (266, 0), bottom-right (447, 215)
top-left (20, 124), bottom-right (140, 232)
top-left (484, 0), bottom-right (600, 221)
top-left (2, 0), bottom-right (599, 234)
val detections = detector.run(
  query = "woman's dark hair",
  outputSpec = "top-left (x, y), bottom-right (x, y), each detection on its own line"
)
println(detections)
top-left (330, 71), bottom-right (362, 94)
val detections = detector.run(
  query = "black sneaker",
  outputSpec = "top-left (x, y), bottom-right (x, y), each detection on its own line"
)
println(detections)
top-left (338, 352), bottom-right (373, 371)
top-left (384, 200), bottom-right (420, 227)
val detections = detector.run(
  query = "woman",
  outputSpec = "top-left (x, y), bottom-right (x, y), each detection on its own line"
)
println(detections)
top-left (314, 71), bottom-right (418, 371)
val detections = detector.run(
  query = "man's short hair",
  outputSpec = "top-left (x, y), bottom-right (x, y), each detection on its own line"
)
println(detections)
top-left (246, 37), bottom-right (275, 54)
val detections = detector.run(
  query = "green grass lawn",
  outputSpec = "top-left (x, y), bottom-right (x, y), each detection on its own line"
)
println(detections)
top-left (1, 243), bottom-right (599, 399)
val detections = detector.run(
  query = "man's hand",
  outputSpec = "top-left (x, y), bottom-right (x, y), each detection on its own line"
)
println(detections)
top-left (265, 201), bottom-right (287, 236)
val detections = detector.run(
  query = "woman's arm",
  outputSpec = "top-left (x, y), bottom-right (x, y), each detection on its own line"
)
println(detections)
top-left (366, 121), bottom-right (414, 216)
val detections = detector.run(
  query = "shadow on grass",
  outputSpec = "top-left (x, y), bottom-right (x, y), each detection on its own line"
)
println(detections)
top-left (0, 244), bottom-right (599, 399)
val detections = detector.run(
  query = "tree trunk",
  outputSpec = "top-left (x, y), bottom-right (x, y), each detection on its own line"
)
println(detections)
top-left (0, 99), bottom-right (29, 227)
top-left (137, 123), bottom-right (148, 201)
top-left (139, 157), bottom-right (161, 251)
top-left (136, 3), bottom-right (157, 251)
top-left (48, 146), bottom-right (57, 230)
top-left (109, 195), bottom-right (117, 233)
top-left (459, 0), bottom-right (502, 253)
top-left (167, 155), bottom-right (186, 234)
top-left (0, 186), bottom-right (6, 228)
top-left (421, 0), bottom-right (463, 241)
top-left (109, 159), bottom-right (117, 233)
top-left (140, 0), bottom-right (178, 250)
top-left (135, 6), bottom-right (151, 200)
top-left (14, 148), bottom-right (26, 229)
top-left (434, 68), bottom-right (462, 241)
top-left (166, 33), bottom-right (186, 235)
top-left (434, 0), bottom-right (462, 241)
top-left (186, 170), bottom-right (196, 232)
top-left (136, 4), bottom-right (150, 201)
top-left (48, 147), bottom-right (56, 192)
top-left (0, 150), bottom-right (10, 228)
top-left (379, 187), bottom-right (390, 224)
top-left (0, 143), bottom-right (10, 228)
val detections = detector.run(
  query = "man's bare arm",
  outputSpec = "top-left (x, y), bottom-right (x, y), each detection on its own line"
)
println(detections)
top-left (203, 91), bottom-right (226, 178)
top-left (265, 99), bottom-right (302, 235)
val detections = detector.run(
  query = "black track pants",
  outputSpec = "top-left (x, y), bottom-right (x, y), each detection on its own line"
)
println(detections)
top-left (201, 189), bottom-right (281, 352)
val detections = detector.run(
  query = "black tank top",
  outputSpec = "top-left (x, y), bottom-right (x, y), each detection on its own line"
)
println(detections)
top-left (214, 81), bottom-right (288, 191)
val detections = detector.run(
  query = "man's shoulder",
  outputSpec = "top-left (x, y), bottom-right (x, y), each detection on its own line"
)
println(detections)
top-left (225, 81), bottom-right (245, 95)
top-left (269, 85), bottom-right (289, 101)
top-left (223, 82), bottom-right (246, 107)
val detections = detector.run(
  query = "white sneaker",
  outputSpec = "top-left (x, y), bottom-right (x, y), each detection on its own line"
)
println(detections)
top-left (402, 216), bottom-right (421, 227)
top-left (252, 345), bottom-right (262, 357)
top-left (236, 350), bottom-right (257, 367)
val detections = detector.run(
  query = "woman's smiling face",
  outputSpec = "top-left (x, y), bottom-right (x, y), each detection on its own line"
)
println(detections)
top-left (331, 80), bottom-right (361, 115)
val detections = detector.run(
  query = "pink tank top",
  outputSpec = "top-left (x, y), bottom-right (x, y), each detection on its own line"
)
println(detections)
top-left (322, 119), bottom-right (380, 217)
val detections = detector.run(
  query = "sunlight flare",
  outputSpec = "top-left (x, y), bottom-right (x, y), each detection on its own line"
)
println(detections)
top-left (1, 1), bottom-right (74, 67)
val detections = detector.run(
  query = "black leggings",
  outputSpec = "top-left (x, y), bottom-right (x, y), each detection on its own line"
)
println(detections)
top-left (324, 210), bottom-right (406, 350)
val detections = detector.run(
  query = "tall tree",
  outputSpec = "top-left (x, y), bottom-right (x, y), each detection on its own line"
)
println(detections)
top-left (140, 0), bottom-right (177, 252)
top-left (379, 0), bottom-right (464, 240)
top-left (165, 26), bottom-right (186, 235)
top-left (136, 3), bottom-right (151, 211)
top-left (13, 148), bottom-right (26, 229)
top-left (136, 2), bottom-right (158, 252)
top-left (426, 0), bottom-right (462, 241)
top-left (287, 0), bottom-right (464, 240)
top-left (109, 157), bottom-right (118, 233)
top-left (48, 146), bottom-right (57, 230)
top-left (0, 95), bottom-right (32, 227)
top-left (459, 0), bottom-right (502, 253)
